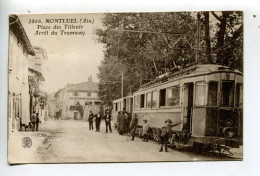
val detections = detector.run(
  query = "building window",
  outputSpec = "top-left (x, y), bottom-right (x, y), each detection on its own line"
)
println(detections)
top-left (87, 92), bottom-right (91, 97)
top-left (85, 101), bottom-right (92, 105)
top-left (159, 89), bottom-right (166, 107)
top-left (73, 92), bottom-right (78, 96)
top-left (195, 81), bottom-right (206, 106)
top-left (146, 92), bottom-right (152, 108)
top-left (140, 94), bottom-right (145, 108)
top-left (208, 82), bottom-right (218, 106)
top-left (221, 81), bottom-right (234, 107)
top-left (167, 85), bottom-right (180, 106)
top-left (236, 83), bottom-right (243, 108)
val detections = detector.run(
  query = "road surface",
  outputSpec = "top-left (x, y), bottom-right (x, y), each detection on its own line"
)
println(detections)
top-left (34, 119), bottom-right (242, 163)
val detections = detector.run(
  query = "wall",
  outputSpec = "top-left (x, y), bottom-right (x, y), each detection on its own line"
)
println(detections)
top-left (8, 30), bottom-right (30, 130)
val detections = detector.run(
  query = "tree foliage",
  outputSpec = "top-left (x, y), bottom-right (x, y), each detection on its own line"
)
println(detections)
top-left (96, 12), bottom-right (243, 106)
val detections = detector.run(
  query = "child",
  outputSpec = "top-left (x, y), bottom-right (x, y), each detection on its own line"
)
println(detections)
top-left (142, 119), bottom-right (149, 142)
top-left (159, 119), bottom-right (181, 152)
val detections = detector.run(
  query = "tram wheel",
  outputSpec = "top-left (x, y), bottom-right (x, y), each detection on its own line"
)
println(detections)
top-left (152, 129), bottom-right (160, 141)
top-left (193, 142), bottom-right (204, 153)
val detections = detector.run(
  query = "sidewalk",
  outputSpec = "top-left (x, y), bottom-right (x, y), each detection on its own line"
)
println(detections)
top-left (8, 119), bottom-right (58, 164)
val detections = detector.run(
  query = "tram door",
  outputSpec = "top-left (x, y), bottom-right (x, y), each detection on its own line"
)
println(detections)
top-left (183, 83), bottom-right (194, 133)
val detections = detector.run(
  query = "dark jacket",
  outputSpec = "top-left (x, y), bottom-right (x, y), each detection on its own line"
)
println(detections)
top-left (130, 117), bottom-right (138, 133)
top-left (89, 113), bottom-right (94, 122)
top-left (95, 113), bottom-right (101, 122)
top-left (104, 114), bottom-right (111, 123)
top-left (36, 115), bottom-right (40, 123)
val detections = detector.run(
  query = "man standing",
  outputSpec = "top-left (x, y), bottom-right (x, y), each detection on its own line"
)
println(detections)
top-left (129, 113), bottom-right (138, 141)
top-left (35, 113), bottom-right (40, 131)
top-left (95, 111), bottom-right (102, 132)
top-left (88, 111), bottom-right (94, 130)
top-left (104, 110), bottom-right (112, 133)
top-left (117, 111), bottom-right (127, 135)
top-left (31, 111), bottom-right (36, 132)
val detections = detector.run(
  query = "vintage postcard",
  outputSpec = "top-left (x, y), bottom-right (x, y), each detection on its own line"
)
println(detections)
top-left (8, 12), bottom-right (243, 163)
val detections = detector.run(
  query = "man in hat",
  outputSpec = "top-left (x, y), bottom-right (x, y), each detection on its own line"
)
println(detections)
top-left (159, 119), bottom-right (181, 152)
top-left (129, 113), bottom-right (139, 141)
top-left (88, 110), bottom-right (94, 130)
top-left (95, 111), bottom-right (102, 132)
top-left (142, 119), bottom-right (150, 142)
top-left (104, 110), bottom-right (112, 133)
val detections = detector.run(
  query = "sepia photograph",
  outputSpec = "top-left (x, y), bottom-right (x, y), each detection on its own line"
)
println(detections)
top-left (8, 11), bottom-right (243, 164)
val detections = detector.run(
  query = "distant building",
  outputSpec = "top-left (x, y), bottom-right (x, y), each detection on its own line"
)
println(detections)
top-left (8, 15), bottom-right (35, 131)
top-left (54, 79), bottom-right (102, 120)
top-left (47, 92), bottom-right (56, 118)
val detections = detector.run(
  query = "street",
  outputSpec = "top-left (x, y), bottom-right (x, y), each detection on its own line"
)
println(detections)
top-left (27, 119), bottom-right (242, 163)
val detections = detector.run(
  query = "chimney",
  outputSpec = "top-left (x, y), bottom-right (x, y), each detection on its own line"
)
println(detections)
top-left (88, 75), bottom-right (92, 82)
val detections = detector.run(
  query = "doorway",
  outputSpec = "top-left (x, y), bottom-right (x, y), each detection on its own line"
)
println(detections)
top-left (183, 83), bottom-right (194, 133)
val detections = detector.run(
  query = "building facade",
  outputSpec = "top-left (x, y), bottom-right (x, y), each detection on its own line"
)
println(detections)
top-left (47, 93), bottom-right (56, 118)
top-left (54, 78), bottom-right (102, 120)
top-left (28, 46), bottom-right (48, 122)
top-left (8, 15), bottom-right (35, 131)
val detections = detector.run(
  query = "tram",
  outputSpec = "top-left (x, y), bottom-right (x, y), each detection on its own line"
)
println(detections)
top-left (112, 64), bottom-right (243, 153)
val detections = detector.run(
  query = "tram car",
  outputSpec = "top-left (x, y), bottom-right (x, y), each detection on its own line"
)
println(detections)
top-left (112, 95), bottom-right (133, 128)
top-left (113, 64), bottom-right (243, 153)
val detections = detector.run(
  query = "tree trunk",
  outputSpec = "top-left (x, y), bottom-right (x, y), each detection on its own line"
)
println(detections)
top-left (216, 12), bottom-right (228, 64)
top-left (203, 11), bottom-right (212, 63)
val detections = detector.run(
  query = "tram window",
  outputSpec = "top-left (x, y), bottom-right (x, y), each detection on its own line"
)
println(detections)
top-left (208, 82), bottom-right (218, 106)
top-left (221, 81), bottom-right (234, 107)
top-left (146, 92), bottom-right (152, 108)
top-left (152, 91), bottom-right (158, 108)
top-left (140, 94), bottom-right (145, 108)
top-left (159, 89), bottom-right (166, 107)
top-left (167, 86), bottom-right (180, 106)
top-left (236, 83), bottom-right (243, 108)
top-left (115, 103), bottom-right (118, 112)
top-left (195, 81), bottom-right (206, 106)
top-left (134, 95), bottom-right (140, 110)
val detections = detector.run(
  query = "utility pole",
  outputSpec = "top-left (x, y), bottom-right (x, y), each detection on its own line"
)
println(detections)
top-left (195, 12), bottom-right (201, 63)
top-left (121, 72), bottom-right (124, 98)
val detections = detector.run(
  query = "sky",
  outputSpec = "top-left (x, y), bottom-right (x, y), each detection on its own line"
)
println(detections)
top-left (19, 13), bottom-right (105, 93)
top-left (17, 12), bottom-right (224, 94)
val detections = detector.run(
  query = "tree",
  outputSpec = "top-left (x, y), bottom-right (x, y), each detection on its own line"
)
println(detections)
top-left (96, 11), bottom-right (243, 106)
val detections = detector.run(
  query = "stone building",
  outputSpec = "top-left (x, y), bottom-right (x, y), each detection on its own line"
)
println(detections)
top-left (54, 77), bottom-right (102, 120)
top-left (8, 15), bottom-right (35, 131)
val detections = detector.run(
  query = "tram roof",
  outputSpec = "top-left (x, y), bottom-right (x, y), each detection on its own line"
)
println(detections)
top-left (139, 64), bottom-right (243, 90)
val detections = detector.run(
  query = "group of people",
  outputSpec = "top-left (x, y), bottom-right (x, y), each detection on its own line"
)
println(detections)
top-left (31, 111), bottom-right (40, 132)
top-left (117, 110), bottom-right (130, 135)
top-left (88, 110), bottom-right (112, 133)
top-left (88, 108), bottom-right (182, 153)
top-left (121, 111), bottom-right (182, 153)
